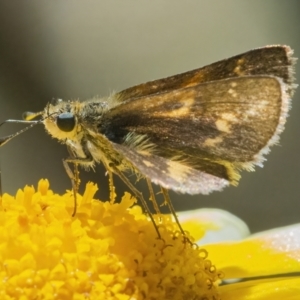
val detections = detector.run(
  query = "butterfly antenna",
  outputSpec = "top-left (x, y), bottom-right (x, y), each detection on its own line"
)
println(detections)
top-left (0, 111), bottom-right (43, 147)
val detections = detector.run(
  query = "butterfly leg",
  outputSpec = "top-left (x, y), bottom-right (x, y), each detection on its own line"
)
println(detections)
top-left (109, 163), bottom-right (161, 238)
top-left (107, 170), bottom-right (116, 204)
top-left (160, 187), bottom-right (191, 243)
top-left (62, 158), bottom-right (80, 217)
top-left (146, 178), bottom-right (161, 215)
top-left (63, 145), bottom-right (93, 216)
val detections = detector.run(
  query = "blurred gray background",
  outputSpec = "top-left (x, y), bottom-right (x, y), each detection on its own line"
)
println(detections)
top-left (0, 1), bottom-right (299, 233)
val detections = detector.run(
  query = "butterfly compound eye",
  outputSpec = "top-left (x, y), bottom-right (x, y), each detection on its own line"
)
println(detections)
top-left (56, 112), bottom-right (76, 132)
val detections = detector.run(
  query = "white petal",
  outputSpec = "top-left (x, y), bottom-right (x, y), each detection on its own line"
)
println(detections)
top-left (249, 223), bottom-right (300, 258)
top-left (178, 208), bottom-right (250, 245)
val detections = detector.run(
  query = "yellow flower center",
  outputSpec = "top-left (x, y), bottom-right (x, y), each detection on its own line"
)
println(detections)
top-left (0, 180), bottom-right (222, 300)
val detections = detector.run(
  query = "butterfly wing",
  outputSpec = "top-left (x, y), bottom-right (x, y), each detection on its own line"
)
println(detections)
top-left (111, 142), bottom-right (229, 194)
top-left (116, 46), bottom-right (295, 102)
top-left (100, 76), bottom-right (291, 183)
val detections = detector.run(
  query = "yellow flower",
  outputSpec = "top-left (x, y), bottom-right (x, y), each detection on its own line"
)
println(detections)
top-left (179, 210), bottom-right (300, 300)
top-left (0, 180), bottom-right (299, 300)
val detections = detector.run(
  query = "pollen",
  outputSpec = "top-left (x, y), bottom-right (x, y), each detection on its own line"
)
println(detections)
top-left (0, 180), bottom-right (222, 300)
